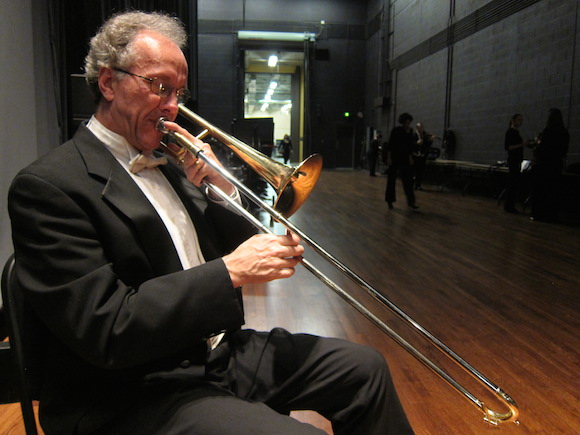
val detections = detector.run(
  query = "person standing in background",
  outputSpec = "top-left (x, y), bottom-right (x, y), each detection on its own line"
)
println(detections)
top-left (385, 113), bottom-right (418, 210)
top-left (412, 123), bottom-right (439, 190)
top-left (503, 114), bottom-right (526, 214)
top-left (282, 134), bottom-right (293, 164)
top-left (530, 108), bottom-right (570, 222)
top-left (368, 132), bottom-right (382, 177)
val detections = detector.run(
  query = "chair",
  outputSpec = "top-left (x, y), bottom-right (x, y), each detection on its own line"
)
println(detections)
top-left (1, 254), bottom-right (39, 434)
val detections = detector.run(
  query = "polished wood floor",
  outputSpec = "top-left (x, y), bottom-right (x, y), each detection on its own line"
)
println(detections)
top-left (248, 170), bottom-right (580, 434)
top-left (1, 169), bottom-right (579, 434)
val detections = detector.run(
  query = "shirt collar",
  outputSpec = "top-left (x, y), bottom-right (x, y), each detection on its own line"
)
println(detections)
top-left (86, 116), bottom-right (140, 165)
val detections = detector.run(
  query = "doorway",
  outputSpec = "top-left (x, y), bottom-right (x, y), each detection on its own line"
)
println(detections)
top-left (243, 50), bottom-right (304, 163)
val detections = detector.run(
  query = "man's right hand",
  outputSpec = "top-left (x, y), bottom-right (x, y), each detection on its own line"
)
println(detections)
top-left (223, 233), bottom-right (304, 287)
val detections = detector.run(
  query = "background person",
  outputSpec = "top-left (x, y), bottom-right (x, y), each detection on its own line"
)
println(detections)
top-left (412, 123), bottom-right (439, 190)
top-left (385, 113), bottom-right (419, 209)
top-left (368, 132), bottom-right (382, 177)
top-left (530, 108), bottom-right (570, 222)
top-left (281, 133), bottom-right (293, 164)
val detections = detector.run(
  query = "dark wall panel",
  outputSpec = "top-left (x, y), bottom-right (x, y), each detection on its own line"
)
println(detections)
top-left (386, 0), bottom-right (579, 165)
top-left (197, 0), bottom-right (369, 168)
top-left (309, 38), bottom-right (366, 167)
top-left (197, 33), bottom-right (239, 133)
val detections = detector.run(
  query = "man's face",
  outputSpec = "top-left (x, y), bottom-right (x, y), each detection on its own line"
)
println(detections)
top-left (100, 30), bottom-right (188, 153)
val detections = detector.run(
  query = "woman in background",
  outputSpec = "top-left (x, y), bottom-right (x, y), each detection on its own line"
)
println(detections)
top-left (413, 123), bottom-right (439, 191)
top-left (531, 108), bottom-right (569, 222)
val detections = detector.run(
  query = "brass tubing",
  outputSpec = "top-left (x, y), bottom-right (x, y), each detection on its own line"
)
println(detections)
top-left (178, 105), bottom-right (322, 218)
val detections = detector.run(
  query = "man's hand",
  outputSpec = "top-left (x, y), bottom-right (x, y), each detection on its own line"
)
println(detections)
top-left (161, 120), bottom-right (236, 195)
top-left (223, 233), bottom-right (304, 287)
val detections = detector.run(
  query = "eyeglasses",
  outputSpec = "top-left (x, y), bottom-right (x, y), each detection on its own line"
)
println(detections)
top-left (113, 68), bottom-right (191, 105)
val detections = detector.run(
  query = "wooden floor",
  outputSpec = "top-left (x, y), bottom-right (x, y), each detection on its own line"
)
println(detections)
top-left (247, 170), bottom-right (580, 434)
top-left (1, 169), bottom-right (579, 434)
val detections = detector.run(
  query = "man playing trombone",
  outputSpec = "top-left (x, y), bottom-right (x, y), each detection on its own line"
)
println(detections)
top-left (8, 11), bottom-right (413, 435)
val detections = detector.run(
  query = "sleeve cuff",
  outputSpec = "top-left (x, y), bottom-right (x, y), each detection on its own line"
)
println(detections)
top-left (205, 185), bottom-right (242, 206)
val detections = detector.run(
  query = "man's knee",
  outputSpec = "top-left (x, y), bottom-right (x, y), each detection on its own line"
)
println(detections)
top-left (337, 342), bottom-right (390, 386)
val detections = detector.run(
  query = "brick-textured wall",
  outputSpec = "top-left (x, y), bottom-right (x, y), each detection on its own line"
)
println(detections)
top-left (389, 0), bottom-right (579, 165)
top-left (451, 0), bottom-right (576, 163)
top-left (395, 51), bottom-right (448, 143)
top-left (392, 0), bottom-right (450, 58)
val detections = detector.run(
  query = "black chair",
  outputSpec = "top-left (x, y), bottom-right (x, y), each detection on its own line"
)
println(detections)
top-left (1, 254), bottom-right (39, 434)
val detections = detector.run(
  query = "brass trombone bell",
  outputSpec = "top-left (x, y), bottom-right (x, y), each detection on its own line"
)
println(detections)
top-left (178, 105), bottom-right (322, 217)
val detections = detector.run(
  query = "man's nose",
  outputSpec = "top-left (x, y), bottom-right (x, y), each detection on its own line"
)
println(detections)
top-left (159, 92), bottom-right (179, 116)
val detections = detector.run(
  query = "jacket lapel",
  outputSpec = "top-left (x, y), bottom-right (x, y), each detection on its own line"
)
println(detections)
top-left (72, 125), bottom-right (183, 275)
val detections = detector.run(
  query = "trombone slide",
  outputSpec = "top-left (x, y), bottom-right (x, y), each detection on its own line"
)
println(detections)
top-left (157, 111), bottom-right (520, 426)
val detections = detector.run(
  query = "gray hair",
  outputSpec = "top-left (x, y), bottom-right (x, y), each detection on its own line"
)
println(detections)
top-left (84, 11), bottom-right (187, 102)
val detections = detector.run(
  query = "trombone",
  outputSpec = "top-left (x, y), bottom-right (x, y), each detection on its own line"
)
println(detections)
top-left (157, 105), bottom-right (520, 426)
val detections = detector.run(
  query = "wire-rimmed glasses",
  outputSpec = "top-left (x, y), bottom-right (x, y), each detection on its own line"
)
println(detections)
top-left (114, 67), bottom-right (191, 105)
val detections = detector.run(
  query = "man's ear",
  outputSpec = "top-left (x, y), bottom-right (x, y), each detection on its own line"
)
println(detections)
top-left (98, 67), bottom-right (115, 102)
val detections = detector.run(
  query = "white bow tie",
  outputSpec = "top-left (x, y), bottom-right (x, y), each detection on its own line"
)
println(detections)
top-left (129, 153), bottom-right (168, 174)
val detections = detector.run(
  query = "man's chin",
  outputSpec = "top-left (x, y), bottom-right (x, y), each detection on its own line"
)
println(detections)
top-left (138, 134), bottom-right (164, 153)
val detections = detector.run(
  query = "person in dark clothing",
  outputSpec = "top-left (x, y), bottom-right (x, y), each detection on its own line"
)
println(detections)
top-left (385, 113), bottom-right (418, 209)
top-left (503, 114), bottom-right (526, 213)
top-left (282, 134), bottom-right (293, 164)
top-left (368, 132), bottom-right (382, 176)
top-left (530, 108), bottom-right (570, 222)
top-left (442, 129), bottom-right (456, 160)
top-left (412, 123), bottom-right (439, 190)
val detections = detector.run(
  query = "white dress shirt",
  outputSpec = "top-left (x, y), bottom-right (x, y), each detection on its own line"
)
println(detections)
top-left (87, 116), bottom-right (206, 270)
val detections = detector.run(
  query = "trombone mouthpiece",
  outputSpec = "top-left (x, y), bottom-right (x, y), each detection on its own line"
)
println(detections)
top-left (156, 117), bottom-right (168, 134)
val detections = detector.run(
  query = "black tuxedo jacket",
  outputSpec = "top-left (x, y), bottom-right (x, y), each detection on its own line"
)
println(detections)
top-left (8, 124), bottom-right (257, 434)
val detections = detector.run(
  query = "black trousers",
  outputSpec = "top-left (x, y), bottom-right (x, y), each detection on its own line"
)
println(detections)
top-left (368, 151), bottom-right (378, 175)
top-left (385, 163), bottom-right (416, 206)
top-left (504, 160), bottom-right (522, 211)
top-left (531, 167), bottom-right (563, 222)
top-left (92, 328), bottom-right (413, 435)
